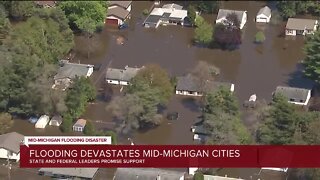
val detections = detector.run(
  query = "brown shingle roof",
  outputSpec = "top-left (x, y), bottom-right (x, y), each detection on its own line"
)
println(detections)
top-left (0, 132), bottom-right (24, 153)
top-left (74, 119), bottom-right (87, 127)
top-left (286, 18), bottom-right (318, 30)
top-left (109, 1), bottom-right (132, 9)
top-left (107, 7), bottom-right (130, 20)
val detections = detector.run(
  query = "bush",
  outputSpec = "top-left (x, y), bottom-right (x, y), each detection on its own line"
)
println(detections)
top-left (255, 31), bottom-right (266, 43)
top-left (194, 171), bottom-right (204, 180)
top-left (142, 9), bottom-right (149, 16)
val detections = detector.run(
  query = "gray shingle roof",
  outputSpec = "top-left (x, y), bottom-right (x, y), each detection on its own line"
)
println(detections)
top-left (192, 125), bottom-right (210, 135)
top-left (217, 9), bottom-right (246, 22)
top-left (257, 6), bottom-right (271, 17)
top-left (50, 115), bottom-right (63, 124)
top-left (106, 66), bottom-right (143, 82)
top-left (114, 168), bottom-right (185, 180)
top-left (54, 62), bottom-right (93, 80)
top-left (107, 7), bottom-right (130, 20)
top-left (39, 168), bottom-right (98, 179)
top-left (0, 132), bottom-right (24, 153)
top-left (286, 18), bottom-right (318, 30)
top-left (275, 86), bottom-right (311, 103)
top-left (144, 15), bottom-right (162, 24)
top-left (176, 74), bottom-right (233, 93)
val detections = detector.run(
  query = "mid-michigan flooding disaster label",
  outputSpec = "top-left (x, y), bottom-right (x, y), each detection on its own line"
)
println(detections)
top-left (19, 137), bottom-right (320, 168)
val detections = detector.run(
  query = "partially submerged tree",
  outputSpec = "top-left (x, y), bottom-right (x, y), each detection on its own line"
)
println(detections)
top-left (214, 23), bottom-right (242, 50)
top-left (187, 5), bottom-right (197, 26)
top-left (255, 31), bottom-right (266, 43)
top-left (194, 18), bottom-right (213, 46)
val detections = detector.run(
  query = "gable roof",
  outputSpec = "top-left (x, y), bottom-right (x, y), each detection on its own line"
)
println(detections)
top-left (109, 1), bottom-right (132, 9)
top-left (275, 86), bottom-right (311, 102)
top-left (0, 132), bottom-right (24, 153)
top-left (54, 61), bottom-right (93, 80)
top-left (176, 74), bottom-right (233, 93)
top-left (39, 168), bottom-right (98, 179)
top-left (286, 18), bottom-right (318, 30)
top-left (74, 119), bottom-right (87, 127)
top-left (114, 168), bottom-right (185, 180)
top-left (217, 9), bottom-right (246, 22)
top-left (106, 66), bottom-right (143, 82)
top-left (51, 115), bottom-right (63, 124)
top-left (257, 6), bottom-right (271, 17)
top-left (107, 7), bottom-right (130, 20)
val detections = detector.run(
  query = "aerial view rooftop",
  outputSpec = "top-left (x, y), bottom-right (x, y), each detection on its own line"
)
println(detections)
top-left (0, 0), bottom-right (320, 180)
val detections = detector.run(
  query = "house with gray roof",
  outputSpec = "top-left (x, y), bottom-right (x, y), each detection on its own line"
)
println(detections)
top-left (113, 168), bottom-right (185, 180)
top-left (0, 132), bottom-right (24, 162)
top-left (106, 65), bottom-right (143, 86)
top-left (144, 3), bottom-right (188, 28)
top-left (274, 86), bottom-right (312, 106)
top-left (285, 18), bottom-right (318, 36)
top-left (216, 9), bottom-right (247, 29)
top-left (106, 1), bottom-right (132, 26)
top-left (53, 60), bottom-right (94, 91)
top-left (175, 74), bottom-right (235, 97)
top-left (38, 168), bottom-right (98, 180)
top-left (256, 6), bottom-right (271, 23)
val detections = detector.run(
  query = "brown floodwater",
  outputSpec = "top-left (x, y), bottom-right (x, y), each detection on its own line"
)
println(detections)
top-left (8, 1), bottom-right (316, 179)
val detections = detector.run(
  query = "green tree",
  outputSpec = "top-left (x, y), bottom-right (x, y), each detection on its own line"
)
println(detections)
top-left (258, 94), bottom-right (297, 144)
top-left (65, 77), bottom-right (96, 119)
top-left (0, 5), bottom-right (11, 44)
top-left (59, 1), bottom-right (107, 31)
top-left (96, 130), bottom-right (118, 145)
top-left (187, 5), bottom-right (197, 26)
top-left (8, 1), bottom-right (34, 20)
top-left (276, 1), bottom-right (314, 19)
top-left (60, 113), bottom-right (73, 133)
top-left (84, 120), bottom-right (95, 135)
top-left (128, 64), bottom-right (174, 104)
top-left (194, 18), bottom-right (213, 46)
top-left (303, 30), bottom-right (320, 83)
top-left (194, 171), bottom-right (204, 180)
top-left (214, 23), bottom-right (242, 50)
top-left (203, 87), bottom-right (251, 144)
top-left (0, 113), bottom-right (13, 134)
top-left (195, 15), bottom-right (205, 27)
top-left (255, 31), bottom-right (266, 43)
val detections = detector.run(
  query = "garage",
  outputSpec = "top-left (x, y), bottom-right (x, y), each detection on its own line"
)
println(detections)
top-left (105, 18), bottom-right (119, 25)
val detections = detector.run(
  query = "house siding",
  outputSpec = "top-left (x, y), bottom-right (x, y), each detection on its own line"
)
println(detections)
top-left (106, 79), bottom-right (129, 86)
top-left (0, 148), bottom-right (20, 161)
top-left (216, 12), bottom-right (247, 29)
top-left (256, 14), bottom-right (271, 23)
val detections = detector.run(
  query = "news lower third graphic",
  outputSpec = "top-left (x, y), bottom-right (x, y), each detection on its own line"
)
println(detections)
top-left (19, 136), bottom-right (320, 168)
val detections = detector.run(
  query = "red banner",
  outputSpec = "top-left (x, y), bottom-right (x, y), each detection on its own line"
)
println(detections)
top-left (19, 145), bottom-right (320, 168)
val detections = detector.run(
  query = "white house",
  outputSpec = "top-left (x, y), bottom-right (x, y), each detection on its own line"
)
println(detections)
top-left (274, 86), bottom-right (312, 106)
top-left (143, 3), bottom-right (188, 28)
top-left (106, 66), bottom-right (143, 86)
top-left (175, 74), bottom-right (235, 97)
top-left (216, 9), bottom-right (247, 29)
top-left (73, 119), bottom-right (87, 132)
top-left (53, 60), bottom-right (94, 91)
top-left (106, 1), bottom-right (132, 26)
top-left (35, 115), bottom-right (50, 129)
top-left (0, 132), bottom-right (24, 162)
top-left (256, 6), bottom-right (271, 23)
top-left (285, 18), bottom-right (318, 36)
top-left (49, 115), bottom-right (63, 127)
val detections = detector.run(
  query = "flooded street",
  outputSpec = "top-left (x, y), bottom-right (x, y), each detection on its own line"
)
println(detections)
top-left (8, 1), bottom-right (316, 179)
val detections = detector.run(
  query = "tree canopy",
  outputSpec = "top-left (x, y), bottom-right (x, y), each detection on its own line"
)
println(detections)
top-left (59, 1), bottom-right (107, 31)
top-left (276, 1), bottom-right (320, 19)
top-left (187, 5), bottom-right (197, 26)
top-left (7, 1), bottom-right (34, 20)
top-left (194, 16), bottom-right (213, 46)
top-left (303, 30), bottom-right (320, 83)
top-left (0, 113), bottom-right (13, 134)
top-left (203, 87), bottom-right (251, 144)
top-left (191, 1), bottom-right (220, 14)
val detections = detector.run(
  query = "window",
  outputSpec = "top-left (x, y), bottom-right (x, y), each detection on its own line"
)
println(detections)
top-left (290, 98), bottom-right (295, 102)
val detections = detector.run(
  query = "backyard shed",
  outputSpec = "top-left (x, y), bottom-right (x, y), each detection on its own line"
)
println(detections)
top-left (274, 86), bottom-right (312, 106)
top-left (256, 6), bottom-right (271, 23)
top-left (35, 115), bottom-right (50, 129)
top-left (49, 115), bottom-right (63, 126)
top-left (73, 119), bottom-right (87, 132)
